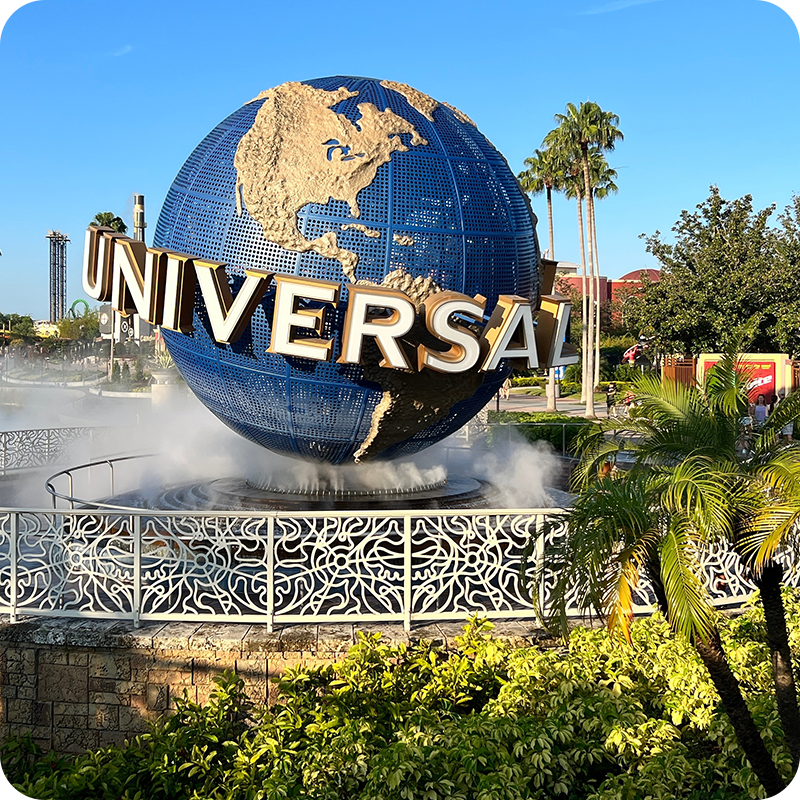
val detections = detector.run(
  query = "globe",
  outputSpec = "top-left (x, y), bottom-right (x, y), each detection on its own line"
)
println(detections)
top-left (154, 76), bottom-right (541, 464)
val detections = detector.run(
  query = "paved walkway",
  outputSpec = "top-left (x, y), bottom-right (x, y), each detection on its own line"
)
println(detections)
top-left (494, 389), bottom-right (608, 418)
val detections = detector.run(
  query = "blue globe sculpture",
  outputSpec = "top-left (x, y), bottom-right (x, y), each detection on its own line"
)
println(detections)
top-left (154, 76), bottom-right (540, 464)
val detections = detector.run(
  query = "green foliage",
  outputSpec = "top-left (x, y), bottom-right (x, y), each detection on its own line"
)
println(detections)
top-left (56, 308), bottom-right (100, 341)
top-left (487, 411), bottom-right (596, 452)
top-left (0, 312), bottom-right (38, 345)
top-left (627, 188), bottom-right (800, 357)
top-left (5, 607), bottom-right (798, 800)
top-left (90, 211), bottom-right (128, 234)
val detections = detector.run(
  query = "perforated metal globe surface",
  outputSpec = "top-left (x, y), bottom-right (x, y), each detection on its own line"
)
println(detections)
top-left (154, 76), bottom-right (540, 464)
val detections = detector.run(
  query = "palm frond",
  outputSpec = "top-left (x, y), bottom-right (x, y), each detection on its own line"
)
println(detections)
top-left (659, 516), bottom-right (717, 642)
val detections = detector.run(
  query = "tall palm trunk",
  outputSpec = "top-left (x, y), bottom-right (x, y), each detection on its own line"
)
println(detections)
top-left (581, 146), bottom-right (596, 419)
top-left (643, 561), bottom-right (786, 796)
top-left (754, 561), bottom-right (800, 773)
top-left (576, 190), bottom-right (588, 404)
top-left (545, 184), bottom-right (558, 413)
top-left (694, 631), bottom-right (786, 796)
top-left (592, 201), bottom-right (602, 387)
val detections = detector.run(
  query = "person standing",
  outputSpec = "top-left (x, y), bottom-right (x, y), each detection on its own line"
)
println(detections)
top-left (752, 394), bottom-right (769, 427)
top-left (606, 382), bottom-right (617, 417)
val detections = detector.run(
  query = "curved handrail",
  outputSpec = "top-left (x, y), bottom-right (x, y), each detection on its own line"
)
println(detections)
top-left (45, 452), bottom-right (155, 510)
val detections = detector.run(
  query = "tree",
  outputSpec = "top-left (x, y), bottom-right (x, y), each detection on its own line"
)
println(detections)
top-left (535, 346), bottom-right (800, 794)
top-left (590, 159), bottom-right (619, 386)
top-left (90, 211), bottom-right (127, 234)
top-left (518, 147), bottom-right (568, 411)
top-left (56, 307), bottom-right (100, 341)
top-left (545, 102), bottom-right (623, 418)
top-left (628, 188), bottom-right (800, 356)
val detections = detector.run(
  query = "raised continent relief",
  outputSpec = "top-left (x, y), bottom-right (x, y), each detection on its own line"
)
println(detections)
top-left (234, 82), bottom-right (427, 281)
top-left (234, 81), bottom-right (486, 461)
top-left (354, 269), bottom-right (484, 462)
top-left (341, 223), bottom-right (382, 238)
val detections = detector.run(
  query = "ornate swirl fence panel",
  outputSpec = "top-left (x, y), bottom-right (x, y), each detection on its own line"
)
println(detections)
top-left (0, 427), bottom-right (109, 474)
top-left (0, 509), bottom-right (793, 630)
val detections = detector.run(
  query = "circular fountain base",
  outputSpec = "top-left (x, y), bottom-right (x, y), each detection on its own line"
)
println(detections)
top-left (106, 474), bottom-right (500, 511)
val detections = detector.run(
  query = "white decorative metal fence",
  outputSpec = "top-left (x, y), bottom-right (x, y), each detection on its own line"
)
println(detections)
top-left (0, 508), bottom-right (774, 632)
top-left (0, 427), bottom-right (109, 474)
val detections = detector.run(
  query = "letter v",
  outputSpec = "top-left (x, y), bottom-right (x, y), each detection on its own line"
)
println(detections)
top-left (194, 260), bottom-right (273, 344)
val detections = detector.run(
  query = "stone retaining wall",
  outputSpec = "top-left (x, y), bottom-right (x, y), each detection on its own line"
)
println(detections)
top-left (0, 616), bottom-right (542, 755)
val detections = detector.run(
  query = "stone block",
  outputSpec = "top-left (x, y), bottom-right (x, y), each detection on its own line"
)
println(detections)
top-left (317, 623), bottom-right (354, 653)
top-left (241, 624), bottom-right (283, 654)
top-left (279, 625), bottom-right (318, 653)
top-left (8, 671), bottom-right (35, 688)
top-left (193, 655), bottom-right (236, 684)
top-left (53, 701), bottom-right (88, 718)
top-left (0, 685), bottom-right (17, 699)
top-left (6, 699), bottom-right (33, 724)
top-left (89, 653), bottom-right (131, 681)
top-left (189, 623), bottom-right (249, 652)
top-left (146, 683), bottom-right (168, 712)
top-left (53, 727), bottom-right (99, 754)
top-left (115, 680), bottom-right (145, 696)
top-left (69, 652), bottom-right (89, 667)
top-left (148, 668), bottom-right (192, 686)
top-left (88, 677), bottom-right (116, 693)
top-left (130, 653), bottom-right (153, 671)
top-left (37, 649), bottom-right (69, 666)
top-left (88, 703), bottom-right (119, 730)
top-left (151, 623), bottom-right (203, 650)
top-left (89, 692), bottom-right (120, 706)
top-left (38, 663), bottom-right (88, 704)
top-left (17, 687), bottom-right (35, 700)
top-left (32, 702), bottom-right (51, 727)
top-left (5, 648), bottom-right (36, 671)
top-left (119, 706), bottom-right (151, 733)
top-left (111, 622), bottom-right (167, 650)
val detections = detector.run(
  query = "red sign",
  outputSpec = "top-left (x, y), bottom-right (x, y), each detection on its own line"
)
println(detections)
top-left (703, 359), bottom-right (776, 403)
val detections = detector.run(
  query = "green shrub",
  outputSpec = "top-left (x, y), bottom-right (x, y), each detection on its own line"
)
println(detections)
top-left (4, 599), bottom-right (798, 800)
top-left (487, 411), bottom-right (598, 453)
top-left (511, 376), bottom-right (546, 387)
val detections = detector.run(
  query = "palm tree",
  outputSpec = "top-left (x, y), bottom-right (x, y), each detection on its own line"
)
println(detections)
top-left (545, 103), bottom-right (623, 418)
top-left (539, 347), bottom-right (800, 792)
top-left (90, 211), bottom-right (127, 234)
top-left (518, 147), bottom-right (567, 412)
top-left (561, 150), bottom-right (590, 402)
top-left (589, 159), bottom-right (619, 387)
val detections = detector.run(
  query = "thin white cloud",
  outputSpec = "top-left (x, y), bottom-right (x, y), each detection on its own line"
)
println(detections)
top-left (108, 44), bottom-right (132, 57)
top-left (581, 0), bottom-right (664, 14)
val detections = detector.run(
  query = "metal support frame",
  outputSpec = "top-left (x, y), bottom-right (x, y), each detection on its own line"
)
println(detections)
top-left (46, 230), bottom-right (70, 323)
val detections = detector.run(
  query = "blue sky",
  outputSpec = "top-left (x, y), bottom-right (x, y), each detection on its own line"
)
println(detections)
top-left (0, 0), bottom-right (798, 319)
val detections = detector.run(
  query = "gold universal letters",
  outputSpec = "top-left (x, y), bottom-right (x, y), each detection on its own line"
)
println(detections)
top-left (81, 227), bottom-right (578, 372)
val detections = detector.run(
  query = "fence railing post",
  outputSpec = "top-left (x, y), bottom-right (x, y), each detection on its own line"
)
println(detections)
top-left (535, 514), bottom-right (546, 617)
top-left (1, 431), bottom-right (6, 475)
top-left (10, 512), bottom-right (18, 623)
top-left (267, 516), bottom-right (275, 633)
top-left (403, 514), bottom-right (412, 631)
top-left (562, 424), bottom-right (567, 455)
top-left (133, 515), bottom-right (141, 628)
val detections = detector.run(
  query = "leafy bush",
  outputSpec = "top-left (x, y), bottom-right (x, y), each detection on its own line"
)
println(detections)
top-left (4, 602), bottom-right (797, 800)
top-left (511, 376), bottom-right (546, 387)
top-left (488, 411), bottom-right (597, 452)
